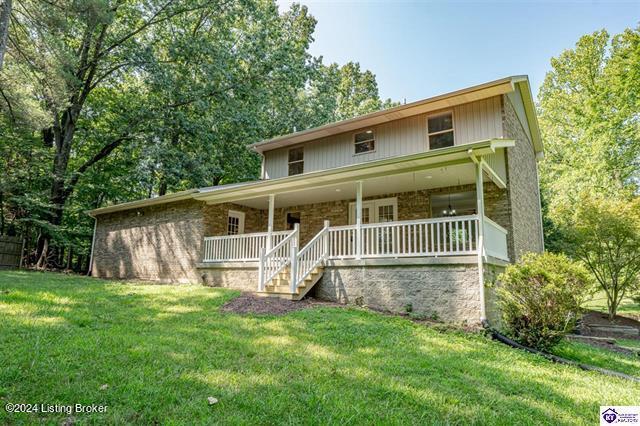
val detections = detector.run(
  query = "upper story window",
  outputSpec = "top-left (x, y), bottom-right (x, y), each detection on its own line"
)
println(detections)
top-left (354, 130), bottom-right (375, 154)
top-left (288, 147), bottom-right (304, 176)
top-left (428, 112), bottom-right (454, 150)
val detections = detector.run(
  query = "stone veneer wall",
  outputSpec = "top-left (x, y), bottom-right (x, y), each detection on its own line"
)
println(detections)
top-left (199, 266), bottom-right (258, 292)
top-left (484, 263), bottom-right (506, 328)
top-left (92, 199), bottom-right (205, 283)
top-left (315, 263), bottom-right (482, 324)
top-left (502, 96), bottom-right (545, 260)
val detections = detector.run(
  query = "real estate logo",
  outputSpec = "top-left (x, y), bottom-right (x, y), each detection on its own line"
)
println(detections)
top-left (601, 406), bottom-right (640, 425)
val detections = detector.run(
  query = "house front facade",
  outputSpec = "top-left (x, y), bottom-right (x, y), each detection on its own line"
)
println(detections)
top-left (88, 76), bottom-right (544, 324)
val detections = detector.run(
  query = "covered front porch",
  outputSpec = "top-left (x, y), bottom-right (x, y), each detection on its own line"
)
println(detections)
top-left (195, 139), bottom-right (512, 302)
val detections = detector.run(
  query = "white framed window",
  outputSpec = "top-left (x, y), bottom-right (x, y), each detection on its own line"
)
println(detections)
top-left (427, 112), bottom-right (454, 150)
top-left (354, 129), bottom-right (375, 154)
top-left (349, 197), bottom-right (397, 224)
top-left (227, 210), bottom-right (245, 235)
top-left (288, 147), bottom-right (304, 176)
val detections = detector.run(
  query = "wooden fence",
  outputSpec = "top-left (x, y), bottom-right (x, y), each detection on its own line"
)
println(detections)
top-left (0, 235), bottom-right (23, 269)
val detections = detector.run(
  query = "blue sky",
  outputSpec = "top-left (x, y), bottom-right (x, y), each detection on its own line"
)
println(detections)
top-left (277, 1), bottom-right (639, 102)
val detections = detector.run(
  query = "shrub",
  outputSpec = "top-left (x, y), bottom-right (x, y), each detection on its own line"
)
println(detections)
top-left (497, 252), bottom-right (590, 351)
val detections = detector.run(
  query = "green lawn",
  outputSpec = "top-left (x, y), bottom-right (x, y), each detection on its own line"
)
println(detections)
top-left (0, 271), bottom-right (638, 425)
top-left (551, 340), bottom-right (640, 377)
top-left (584, 291), bottom-right (640, 318)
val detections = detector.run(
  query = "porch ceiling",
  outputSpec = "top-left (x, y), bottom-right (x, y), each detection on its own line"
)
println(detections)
top-left (230, 163), bottom-right (486, 209)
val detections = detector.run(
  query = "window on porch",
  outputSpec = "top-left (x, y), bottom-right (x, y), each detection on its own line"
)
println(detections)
top-left (430, 191), bottom-right (476, 218)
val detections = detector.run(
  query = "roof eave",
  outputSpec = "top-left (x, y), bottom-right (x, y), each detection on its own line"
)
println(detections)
top-left (87, 189), bottom-right (199, 217)
top-left (512, 77), bottom-right (544, 157)
top-left (249, 76), bottom-right (524, 153)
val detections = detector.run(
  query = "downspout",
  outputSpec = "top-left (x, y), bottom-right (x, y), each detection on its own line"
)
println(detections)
top-left (469, 150), bottom-right (487, 322)
top-left (534, 152), bottom-right (545, 252)
top-left (87, 215), bottom-right (97, 276)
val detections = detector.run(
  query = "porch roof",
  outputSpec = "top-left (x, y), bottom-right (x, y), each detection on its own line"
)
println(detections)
top-left (88, 138), bottom-right (513, 216)
top-left (194, 138), bottom-right (513, 207)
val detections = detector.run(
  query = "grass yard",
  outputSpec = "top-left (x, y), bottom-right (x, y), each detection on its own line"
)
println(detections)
top-left (0, 271), bottom-right (638, 425)
top-left (584, 291), bottom-right (640, 319)
top-left (551, 340), bottom-right (640, 377)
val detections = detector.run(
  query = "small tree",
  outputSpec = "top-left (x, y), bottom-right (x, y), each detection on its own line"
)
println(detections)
top-left (559, 194), bottom-right (640, 320)
top-left (497, 252), bottom-right (590, 351)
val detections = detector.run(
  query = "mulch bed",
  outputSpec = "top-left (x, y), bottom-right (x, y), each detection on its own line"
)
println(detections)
top-left (220, 293), bottom-right (341, 315)
top-left (582, 310), bottom-right (640, 329)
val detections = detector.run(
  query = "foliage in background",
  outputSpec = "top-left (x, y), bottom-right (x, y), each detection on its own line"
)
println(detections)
top-left (497, 252), bottom-right (591, 351)
top-left (0, 0), bottom-right (393, 270)
top-left (555, 193), bottom-right (640, 320)
top-left (537, 27), bottom-right (640, 252)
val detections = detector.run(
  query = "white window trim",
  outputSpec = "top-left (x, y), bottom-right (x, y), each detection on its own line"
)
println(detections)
top-left (287, 146), bottom-right (304, 176)
top-left (353, 129), bottom-right (376, 156)
top-left (348, 197), bottom-right (398, 224)
top-left (427, 111), bottom-right (455, 150)
top-left (227, 210), bottom-right (245, 235)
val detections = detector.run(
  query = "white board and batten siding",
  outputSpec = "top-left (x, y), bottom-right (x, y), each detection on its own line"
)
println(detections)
top-left (263, 96), bottom-right (504, 179)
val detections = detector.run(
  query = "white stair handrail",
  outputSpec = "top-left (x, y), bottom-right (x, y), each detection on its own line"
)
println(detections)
top-left (292, 220), bottom-right (330, 292)
top-left (258, 224), bottom-right (299, 291)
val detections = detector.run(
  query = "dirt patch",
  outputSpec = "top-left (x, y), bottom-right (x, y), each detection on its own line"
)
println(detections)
top-left (220, 293), bottom-right (341, 315)
top-left (582, 310), bottom-right (640, 329)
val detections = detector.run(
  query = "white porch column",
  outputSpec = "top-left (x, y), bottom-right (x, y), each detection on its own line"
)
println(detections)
top-left (356, 180), bottom-right (363, 259)
top-left (475, 160), bottom-right (487, 322)
top-left (267, 194), bottom-right (275, 250)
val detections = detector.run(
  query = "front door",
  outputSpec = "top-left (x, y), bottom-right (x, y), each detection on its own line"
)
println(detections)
top-left (349, 197), bottom-right (397, 224)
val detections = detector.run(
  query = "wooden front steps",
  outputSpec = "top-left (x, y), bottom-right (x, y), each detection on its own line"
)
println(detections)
top-left (257, 267), bottom-right (324, 300)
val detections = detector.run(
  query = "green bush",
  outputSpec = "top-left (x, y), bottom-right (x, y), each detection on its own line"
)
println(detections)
top-left (497, 252), bottom-right (590, 351)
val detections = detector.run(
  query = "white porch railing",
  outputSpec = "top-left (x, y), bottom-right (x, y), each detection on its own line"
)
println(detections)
top-left (291, 221), bottom-right (330, 293)
top-left (483, 217), bottom-right (509, 261)
top-left (328, 215), bottom-right (481, 259)
top-left (258, 225), bottom-right (299, 291)
top-left (202, 230), bottom-right (290, 262)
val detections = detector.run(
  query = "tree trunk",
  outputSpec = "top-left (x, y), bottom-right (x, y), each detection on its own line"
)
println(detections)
top-left (36, 237), bottom-right (48, 269)
top-left (66, 246), bottom-right (73, 270)
top-left (0, 0), bottom-right (12, 70)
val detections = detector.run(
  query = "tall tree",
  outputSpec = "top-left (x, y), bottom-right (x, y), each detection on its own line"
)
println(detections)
top-left (0, 0), bottom-right (394, 269)
top-left (0, 0), bottom-right (10, 69)
top-left (538, 28), bottom-right (640, 217)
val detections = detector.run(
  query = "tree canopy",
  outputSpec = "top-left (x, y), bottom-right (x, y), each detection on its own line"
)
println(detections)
top-left (0, 0), bottom-right (395, 269)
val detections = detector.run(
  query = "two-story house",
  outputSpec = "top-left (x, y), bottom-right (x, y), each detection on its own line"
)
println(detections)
top-left (88, 75), bottom-right (544, 324)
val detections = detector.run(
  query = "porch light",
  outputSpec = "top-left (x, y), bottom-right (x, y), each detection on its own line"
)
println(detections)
top-left (442, 191), bottom-right (457, 216)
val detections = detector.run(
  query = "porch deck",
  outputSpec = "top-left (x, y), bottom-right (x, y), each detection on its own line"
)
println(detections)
top-left (201, 215), bottom-right (508, 298)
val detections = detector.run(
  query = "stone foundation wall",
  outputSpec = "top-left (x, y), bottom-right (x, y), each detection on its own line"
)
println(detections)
top-left (484, 263), bottom-right (506, 328)
top-left (315, 263), bottom-right (483, 324)
top-left (92, 199), bottom-right (205, 283)
top-left (198, 266), bottom-right (258, 292)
